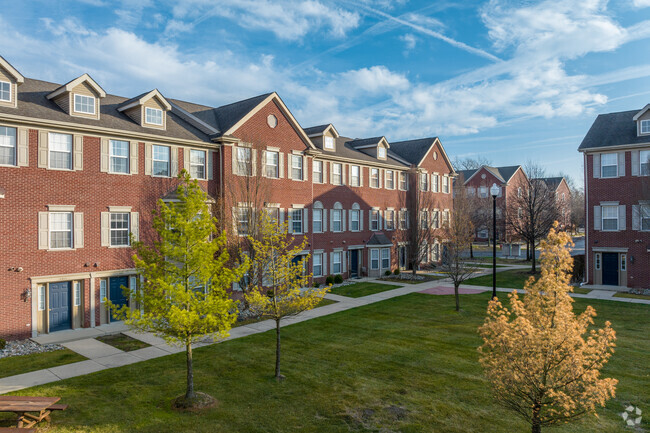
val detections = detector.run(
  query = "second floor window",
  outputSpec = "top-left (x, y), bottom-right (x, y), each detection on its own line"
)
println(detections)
top-left (50, 212), bottom-right (73, 249)
top-left (371, 210), bottom-right (380, 231)
top-left (640, 150), bottom-right (650, 176)
top-left (641, 120), bottom-right (650, 134)
top-left (432, 210), bottom-right (440, 229)
top-left (110, 140), bottom-right (129, 174)
top-left (237, 207), bottom-right (250, 235)
top-left (313, 160), bottom-right (323, 183)
top-left (419, 173), bottom-right (428, 191)
top-left (291, 209), bottom-right (303, 233)
top-left (399, 210), bottom-right (407, 230)
top-left (74, 94), bottom-right (95, 114)
top-left (420, 210), bottom-right (429, 229)
top-left (145, 107), bottom-right (163, 125)
top-left (385, 170), bottom-right (394, 189)
top-left (385, 210), bottom-right (395, 230)
top-left (291, 155), bottom-right (303, 180)
top-left (0, 126), bottom-right (16, 166)
top-left (350, 209), bottom-right (360, 231)
top-left (602, 205), bottom-right (618, 230)
top-left (332, 209), bottom-right (342, 232)
top-left (432, 174), bottom-right (439, 192)
top-left (642, 205), bottom-right (650, 231)
top-left (399, 172), bottom-right (408, 190)
top-left (370, 168), bottom-right (379, 188)
top-left (49, 133), bottom-right (73, 170)
top-left (313, 208), bottom-right (323, 232)
top-left (442, 175), bottom-right (449, 193)
top-left (236, 147), bottom-right (252, 176)
top-left (601, 153), bottom-right (617, 178)
top-left (153, 145), bottom-right (170, 176)
top-left (110, 213), bottom-right (130, 246)
top-left (332, 163), bottom-right (342, 185)
top-left (264, 151), bottom-right (279, 178)
top-left (350, 165), bottom-right (360, 186)
top-left (0, 81), bottom-right (10, 102)
top-left (190, 149), bottom-right (206, 179)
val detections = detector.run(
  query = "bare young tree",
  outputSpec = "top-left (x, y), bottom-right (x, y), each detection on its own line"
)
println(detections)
top-left (438, 183), bottom-right (479, 311)
top-left (506, 163), bottom-right (559, 273)
top-left (453, 155), bottom-right (493, 171)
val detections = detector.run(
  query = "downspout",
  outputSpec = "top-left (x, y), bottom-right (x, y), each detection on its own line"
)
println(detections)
top-left (583, 152), bottom-right (589, 285)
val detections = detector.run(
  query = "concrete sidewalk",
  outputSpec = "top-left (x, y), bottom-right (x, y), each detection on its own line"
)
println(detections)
top-left (1, 276), bottom-right (648, 394)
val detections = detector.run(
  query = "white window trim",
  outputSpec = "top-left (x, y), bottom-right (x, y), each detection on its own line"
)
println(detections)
top-left (74, 281), bottom-right (82, 306)
top-left (313, 253), bottom-right (323, 277)
top-left (370, 168), bottom-right (380, 188)
top-left (152, 144), bottom-right (171, 177)
top-left (48, 132), bottom-right (73, 171)
top-left (324, 136), bottom-right (335, 150)
top-left (381, 248), bottom-right (390, 269)
top-left (600, 153), bottom-right (618, 178)
top-left (313, 208), bottom-right (323, 233)
top-left (49, 212), bottom-right (73, 250)
top-left (109, 212), bottom-right (131, 248)
top-left (350, 209), bottom-right (360, 232)
top-left (601, 205), bottom-right (619, 231)
top-left (370, 249), bottom-right (379, 270)
top-left (190, 149), bottom-right (207, 179)
top-left (38, 285), bottom-right (45, 311)
top-left (333, 251), bottom-right (342, 274)
top-left (291, 154), bottom-right (303, 181)
top-left (312, 160), bottom-right (323, 184)
top-left (332, 163), bottom-right (343, 185)
top-left (350, 165), bottom-right (360, 187)
top-left (333, 209), bottom-right (343, 232)
top-left (145, 107), bottom-right (163, 126)
top-left (399, 172), bottom-right (408, 191)
top-left (385, 170), bottom-right (394, 189)
top-left (109, 139), bottom-right (130, 174)
top-left (0, 80), bottom-right (11, 102)
top-left (291, 208), bottom-right (303, 234)
top-left (73, 94), bottom-right (96, 115)
top-left (0, 125), bottom-right (17, 167)
top-left (640, 119), bottom-right (650, 135)
top-left (264, 150), bottom-right (279, 179)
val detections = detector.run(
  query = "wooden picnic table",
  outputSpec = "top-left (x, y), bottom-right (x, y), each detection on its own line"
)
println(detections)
top-left (0, 396), bottom-right (60, 428)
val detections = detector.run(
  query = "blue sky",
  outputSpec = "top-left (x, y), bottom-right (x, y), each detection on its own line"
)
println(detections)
top-left (2, 0), bottom-right (650, 185)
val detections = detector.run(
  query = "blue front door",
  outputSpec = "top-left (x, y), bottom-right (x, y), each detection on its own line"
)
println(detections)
top-left (49, 282), bottom-right (71, 332)
top-left (109, 277), bottom-right (129, 321)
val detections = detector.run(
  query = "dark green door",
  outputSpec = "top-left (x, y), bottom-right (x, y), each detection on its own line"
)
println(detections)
top-left (109, 277), bottom-right (129, 320)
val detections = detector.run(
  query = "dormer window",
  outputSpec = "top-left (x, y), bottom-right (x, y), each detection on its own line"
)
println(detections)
top-left (0, 81), bottom-right (10, 102)
top-left (641, 119), bottom-right (650, 135)
top-left (146, 107), bottom-right (163, 126)
top-left (74, 94), bottom-right (95, 115)
top-left (378, 147), bottom-right (386, 158)
top-left (324, 136), bottom-right (335, 150)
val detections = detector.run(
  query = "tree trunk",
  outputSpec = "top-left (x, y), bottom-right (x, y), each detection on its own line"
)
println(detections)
top-left (531, 240), bottom-right (537, 273)
top-left (275, 318), bottom-right (282, 380)
top-left (531, 402), bottom-right (542, 433)
top-left (532, 422), bottom-right (541, 433)
top-left (470, 243), bottom-right (474, 259)
top-left (454, 283), bottom-right (460, 312)
top-left (185, 340), bottom-right (195, 400)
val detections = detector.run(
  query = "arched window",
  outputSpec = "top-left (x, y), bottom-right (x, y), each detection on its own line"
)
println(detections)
top-left (350, 203), bottom-right (361, 231)
top-left (332, 202), bottom-right (343, 232)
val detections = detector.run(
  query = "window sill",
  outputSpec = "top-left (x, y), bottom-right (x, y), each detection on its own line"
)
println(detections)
top-left (151, 174), bottom-right (171, 178)
top-left (108, 171), bottom-right (132, 176)
top-left (47, 248), bottom-right (75, 251)
top-left (47, 167), bottom-right (74, 172)
top-left (108, 245), bottom-right (131, 249)
top-left (0, 163), bottom-right (19, 168)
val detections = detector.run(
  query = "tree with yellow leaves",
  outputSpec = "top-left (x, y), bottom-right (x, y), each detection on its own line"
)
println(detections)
top-left (478, 224), bottom-right (617, 433)
top-left (245, 212), bottom-right (330, 381)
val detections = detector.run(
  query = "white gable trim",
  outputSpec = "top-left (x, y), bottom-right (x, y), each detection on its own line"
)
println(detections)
top-left (0, 56), bottom-right (25, 84)
top-left (633, 104), bottom-right (650, 121)
top-left (47, 73), bottom-right (106, 100)
top-left (117, 89), bottom-right (172, 112)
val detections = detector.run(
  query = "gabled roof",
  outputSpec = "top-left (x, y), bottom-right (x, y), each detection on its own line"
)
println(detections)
top-left (579, 108), bottom-right (650, 151)
top-left (212, 93), bottom-right (272, 135)
top-left (0, 55), bottom-right (24, 84)
top-left (464, 165), bottom-right (523, 184)
top-left (117, 89), bottom-right (171, 112)
top-left (536, 177), bottom-right (566, 191)
top-left (169, 101), bottom-right (219, 136)
top-left (46, 73), bottom-right (106, 100)
top-left (367, 233), bottom-right (393, 246)
top-left (389, 137), bottom-right (433, 165)
top-left (346, 136), bottom-right (387, 149)
top-left (456, 169), bottom-right (477, 183)
top-left (633, 104), bottom-right (650, 121)
top-left (304, 123), bottom-right (339, 138)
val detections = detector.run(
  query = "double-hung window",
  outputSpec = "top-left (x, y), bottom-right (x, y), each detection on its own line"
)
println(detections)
top-left (313, 253), bottom-right (323, 277)
top-left (237, 207), bottom-right (250, 235)
top-left (313, 160), bottom-right (323, 183)
top-left (640, 150), bottom-right (650, 176)
top-left (479, 187), bottom-right (488, 198)
top-left (419, 173), bottom-right (428, 191)
top-left (378, 147), bottom-right (386, 158)
top-left (385, 210), bottom-right (395, 230)
top-left (350, 165), bottom-right (360, 186)
top-left (110, 213), bottom-right (130, 246)
top-left (442, 175), bottom-right (449, 193)
top-left (371, 210), bottom-right (380, 231)
top-left (641, 120), bottom-right (650, 134)
top-left (0, 126), bottom-right (16, 166)
top-left (291, 209), bottom-right (303, 233)
top-left (236, 147), bottom-right (252, 176)
top-left (190, 149), bottom-right (206, 179)
top-left (432, 174), bottom-right (439, 192)
top-left (264, 151), bottom-right (279, 178)
top-left (324, 136), bottom-right (335, 150)
top-left (49, 133), bottom-right (73, 170)
top-left (291, 155), bottom-right (303, 180)
top-left (50, 212), bottom-right (73, 249)
top-left (399, 210), bottom-right (407, 230)
top-left (332, 209), bottom-right (342, 232)
top-left (642, 205), bottom-right (650, 231)
top-left (74, 94), bottom-right (95, 115)
top-left (420, 210), bottom-right (429, 229)
top-left (313, 208), bottom-right (323, 232)
top-left (381, 248), bottom-right (390, 269)
top-left (399, 172), bottom-right (408, 190)
top-left (145, 107), bottom-right (163, 126)
top-left (602, 205), bottom-right (618, 231)
top-left (332, 163), bottom-right (342, 185)
top-left (600, 153), bottom-right (618, 178)
top-left (152, 144), bottom-right (170, 176)
top-left (370, 168), bottom-right (379, 188)
top-left (432, 210), bottom-right (440, 229)
top-left (333, 252), bottom-right (342, 274)
top-left (442, 210), bottom-right (450, 227)
top-left (110, 140), bottom-right (129, 174)
top-left (265, 207), bottom-right (279, 223)
top-left (370, 249), bottom-right (379, 270)
top-left (385, 170), bottom-right (394, 189)
top-left (0, 81), bottom-right (10, 102)
top-left (350, 209), bottom-right (360, 231)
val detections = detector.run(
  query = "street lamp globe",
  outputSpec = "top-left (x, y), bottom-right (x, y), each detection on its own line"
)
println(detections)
top-left (490, 183), bottom-right (500, 198)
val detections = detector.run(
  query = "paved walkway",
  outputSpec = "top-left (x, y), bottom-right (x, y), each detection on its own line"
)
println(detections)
top-left (1, 273), bottom-right (648, 395)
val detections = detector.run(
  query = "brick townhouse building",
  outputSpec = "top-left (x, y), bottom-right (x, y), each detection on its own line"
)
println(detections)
top-left (0, 56), bottom-right (455, 339)
top-left (535, 177), bottom-right (572, 230)
top-left (579, 104), bottom-right (650, 290)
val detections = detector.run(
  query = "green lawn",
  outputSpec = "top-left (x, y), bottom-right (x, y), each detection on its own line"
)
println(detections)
top-left (0, 349), bottom-right (86, 379)
top-left (96, 333), bottom-right (151, 352)
top-left (330, 282), bottom-right (401, 297)
top-left (464, 269), bottom-right (539, 289)
top-left (3, 294), bottom-right (646, 432)
top-left (382, 275), bottom-right (447, 284)
top-left (572, 287), bottom-right (593, 294)
top-left (614, 292), bottom-right (650, 300)
top-left (465, 263), bottom-right (508, 269)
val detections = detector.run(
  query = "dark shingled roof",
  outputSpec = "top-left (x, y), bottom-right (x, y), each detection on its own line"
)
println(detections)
top-left (457, 165), bottom-right (522, 184)
top-left (495, 165), bottom-right (521, 182)
top-left (389, 137), bottom-right (437, 165)
top-left (328, 136), bottom-right (407, 168)
top-left (346, 137), bottom-right (384, 148)
top-left (0, 78), bottom-right (210, 142)
top-left (366, 233), bottom-right (393, 246)
top-left (303, 124), bottom-right (331, 136)
top-left (578, 109), bottom-right (650, 150)
top-left (536, 177), bottom-right (564, 190)
top-left (116, 90), bottom-right (150, 111)
top-left (456, 169), bottom-right (477, 182)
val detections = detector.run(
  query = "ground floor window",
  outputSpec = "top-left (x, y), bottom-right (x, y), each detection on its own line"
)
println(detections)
top-left (313, 253), bottom-right (323, 277)
top-left (333, 252), bottom-right (342, 274)
top-left (381, 248), bottom-right (390, 269)
top-left (370, 249), bottom-right (379, 270)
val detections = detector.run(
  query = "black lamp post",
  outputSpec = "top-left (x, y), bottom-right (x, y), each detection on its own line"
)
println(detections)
top-left (490, 183), bottom-right (500, 300)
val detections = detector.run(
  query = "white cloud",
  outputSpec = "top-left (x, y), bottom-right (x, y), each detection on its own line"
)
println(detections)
top-left (399, 33), bottom-right (417, 51)
top-left (41, 17), bottom-right (96, 37)
top-left (633, 0), bottom-right (650, 7)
